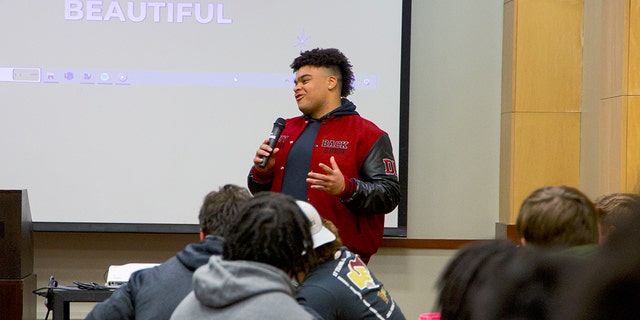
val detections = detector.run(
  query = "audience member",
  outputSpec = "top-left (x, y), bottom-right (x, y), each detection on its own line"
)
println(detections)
top-left (470, 245), bottom-right (579, 320)
top-left (436, 239), bottom-right (518, 320)
top-left (553, 194), bottom-right (640, 320)
top-left (295, 200), bottom-right (406, 320)
top-left (170, 192), bottom-right (320, 320)
top-left (516, 185), bottom-right (598, 254)
top-left (435, 187), bottom-right (639, 320)
top-left (85, 184), bottom-right (252, 320)
top-left (437, 239), bottom-right (579, 320)
top-left (594, 192), bottom-right (640, 243)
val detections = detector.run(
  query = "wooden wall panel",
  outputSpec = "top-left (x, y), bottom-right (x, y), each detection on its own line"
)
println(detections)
top-left (601, 0), bottom-right (640, 195)
top-left (599, 97), bottom-right (625, 195)
top-left (629, 0), bottom-right (640, 94)
top-left (500, 0), bottom-right (583, 224)
top-left (500, 113), bottom-right (514, 222)
top-left (627, 97), bottom-right (640, 192)
top-left (514, 0), bottom-right (582, 112)
top-left (602, 0), bottom-right (628, 98)
top-left (511, 112), bottom-right (581, 221)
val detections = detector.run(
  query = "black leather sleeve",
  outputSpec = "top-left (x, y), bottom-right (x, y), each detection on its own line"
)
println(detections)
top-left (341, 134), bottom-right (401, 215)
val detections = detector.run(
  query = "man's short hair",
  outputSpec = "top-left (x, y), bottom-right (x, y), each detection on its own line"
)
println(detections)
top-left (516, 185), bottom-right (598, 248)
top-left (595, 192), bottom-right (640, 239)
top-left (198, 184), bottom-right (252, 236)
top-left (290, 48), bottom-right (355, 98)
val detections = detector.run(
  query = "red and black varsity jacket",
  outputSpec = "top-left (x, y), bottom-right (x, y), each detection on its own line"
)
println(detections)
top-left (249, 100), bottom-right (400, 261)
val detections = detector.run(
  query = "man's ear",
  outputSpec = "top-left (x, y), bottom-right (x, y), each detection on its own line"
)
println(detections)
top-left (327, 75), bottom-right (338, 90)
top-left (519, 237), bottom-right (527, 247)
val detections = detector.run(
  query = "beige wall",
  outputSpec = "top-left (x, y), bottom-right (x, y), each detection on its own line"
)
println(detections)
top-left (34, 233), bottom-right (198, 319)
top-left (32, 1), bottom-right (505, 319)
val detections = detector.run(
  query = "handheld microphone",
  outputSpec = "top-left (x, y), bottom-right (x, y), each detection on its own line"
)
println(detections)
top-left (259, 117), bottom-right (286, 168)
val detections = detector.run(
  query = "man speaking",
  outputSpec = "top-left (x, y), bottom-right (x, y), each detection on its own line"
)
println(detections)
top-left (248, 48), bottom-right (400, 263)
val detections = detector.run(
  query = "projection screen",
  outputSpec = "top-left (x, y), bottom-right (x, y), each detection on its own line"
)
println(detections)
top-left (0, 0), bottom-right (410, 235)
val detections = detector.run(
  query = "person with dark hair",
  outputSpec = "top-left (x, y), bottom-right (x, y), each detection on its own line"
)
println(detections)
top-left (170, 192), bottom-right (320, 320)
top-left (594, 192), bottom-right (640, 243)
top-left (436, 239), bottom-right (579, 320)
top-left (248, 47), bottom-right (400, 263)
top-left (516, 185), bottom-right (599, 253)
top-left (553, 195), bottom-right (640, 320)
top-left (85, 184), bottom-right (252, 320)
top-left (470, 246), bottom-right (579, 320)
top-left (435, 239), bottom-right (519, 320)
top-left (295, 200), bottom-right (406, 320)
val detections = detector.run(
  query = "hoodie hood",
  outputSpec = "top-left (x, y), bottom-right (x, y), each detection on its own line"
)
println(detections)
top-left (176, 235), bottom-right (224, 271)
top-left (329, 98), bottom-right (358, 117)
top-left (192, 255), bottom-right (296, 308)
top-left (304, 98), bottom-right (358, 121)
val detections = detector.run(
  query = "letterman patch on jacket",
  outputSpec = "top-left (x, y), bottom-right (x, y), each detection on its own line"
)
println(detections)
top-left (383, 159), bottom-right (397, 175)
top-left (321, 139), bottom-right (348, 155)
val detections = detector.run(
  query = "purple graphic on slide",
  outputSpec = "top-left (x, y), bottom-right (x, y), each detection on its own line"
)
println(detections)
top-left (294, 29), bottom-right (311, 53)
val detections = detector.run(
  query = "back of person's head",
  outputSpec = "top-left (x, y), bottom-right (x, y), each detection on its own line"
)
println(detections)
top-left (222, 192), bottom-right (318, 278)
top-left (594, 192), bottom-right (640, 242)
top-left (290, 48), bottom-right (354, 97)
top-left (198, 184), bottom-right (253, 236)
top-left (436, 239), bottom-right (518, 320)
top-left (471, 246), bottom-right (579, 320)
top-left (554, 197), bottom-right (640, 320)
top-left (296, 200), bottom-right (341, 264)
top-left (516, 185), bottom-right (598, 248)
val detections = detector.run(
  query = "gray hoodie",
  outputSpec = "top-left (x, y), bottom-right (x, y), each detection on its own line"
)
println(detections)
top-left (170, 255), bottom-right (317, 320)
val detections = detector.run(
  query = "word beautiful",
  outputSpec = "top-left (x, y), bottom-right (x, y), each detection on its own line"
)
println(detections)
top-left (64, 0), bottom-right (232, 24)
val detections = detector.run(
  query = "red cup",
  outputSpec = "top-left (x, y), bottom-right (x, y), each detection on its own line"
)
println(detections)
top-left (418, 312), bottom-right (441, 320)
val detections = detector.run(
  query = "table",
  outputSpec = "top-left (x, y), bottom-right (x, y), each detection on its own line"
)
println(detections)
top-left (48, 287), bottom-right (114, 320)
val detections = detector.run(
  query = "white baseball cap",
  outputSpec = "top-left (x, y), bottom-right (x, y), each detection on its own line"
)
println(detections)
top-left (296, 200), bottom-right (336, 248)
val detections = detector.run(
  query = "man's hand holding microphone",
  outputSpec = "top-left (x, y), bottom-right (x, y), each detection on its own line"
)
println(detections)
top-left (253, 117), bottom-right (286, 172)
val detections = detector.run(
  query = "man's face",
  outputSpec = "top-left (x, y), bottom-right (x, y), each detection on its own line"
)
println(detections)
top-left (293, 65), bottom-right (334, 119)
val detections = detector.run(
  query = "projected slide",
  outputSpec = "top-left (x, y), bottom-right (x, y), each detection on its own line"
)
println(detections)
top-left (0, 0), bottom-right (405, 229)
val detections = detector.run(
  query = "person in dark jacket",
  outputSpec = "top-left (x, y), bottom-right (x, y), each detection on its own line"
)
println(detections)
top-left (248, 48), bottom-right (400, 263)
top-left (85, 184), bottom-right (252, 320)
top-left (295, 200), bottom-right (406, 320)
